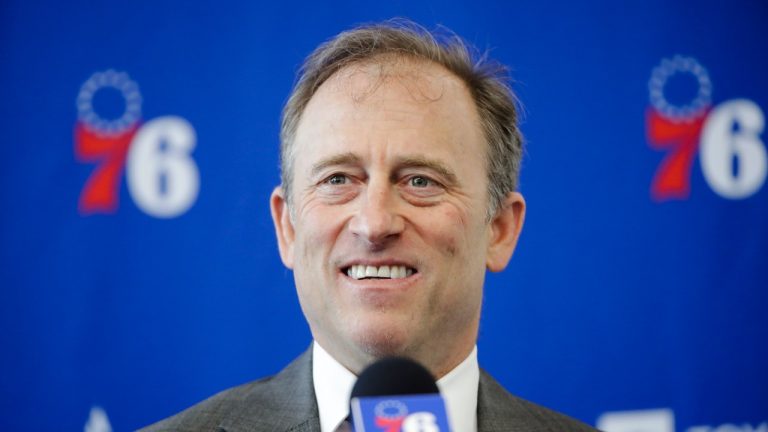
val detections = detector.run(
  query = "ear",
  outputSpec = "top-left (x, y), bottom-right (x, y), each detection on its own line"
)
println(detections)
top-left (270, 186), bottom-right (295, 269)
top-left (486, 191), bottom-right (526, 272)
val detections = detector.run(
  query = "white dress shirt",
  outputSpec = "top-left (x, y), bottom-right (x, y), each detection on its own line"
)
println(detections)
top-left (312, 341), bottom-right (479, 432)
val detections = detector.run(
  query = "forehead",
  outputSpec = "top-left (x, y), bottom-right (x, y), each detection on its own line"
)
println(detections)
top-left (292, 58), bottom-right (486, 164)
top-left (321, 56), bottom-right (464, 103)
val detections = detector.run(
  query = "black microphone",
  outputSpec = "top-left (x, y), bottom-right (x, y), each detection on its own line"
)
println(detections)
top-left (351, 356), bottom-right (438, 398)
top-left (348, 357), bottom-right (452, 431)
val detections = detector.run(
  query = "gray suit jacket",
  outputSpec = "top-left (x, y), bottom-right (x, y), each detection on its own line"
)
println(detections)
top-left (140, 350), bottom-right (596, 431)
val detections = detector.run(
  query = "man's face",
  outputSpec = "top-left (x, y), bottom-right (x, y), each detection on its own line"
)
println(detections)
top-left (271, 59), bottom-right (524, 376)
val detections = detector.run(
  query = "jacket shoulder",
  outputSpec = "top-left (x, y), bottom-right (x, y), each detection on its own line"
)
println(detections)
top-left (478, 369), bottom-right (599, 431)
top-left (138, 350), bottom-right (319, 432)
top-left (137, 376), bottom-right (275, 432)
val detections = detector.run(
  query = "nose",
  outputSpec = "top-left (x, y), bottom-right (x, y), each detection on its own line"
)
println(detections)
top-left (348, 181), bottom-right (404, 246)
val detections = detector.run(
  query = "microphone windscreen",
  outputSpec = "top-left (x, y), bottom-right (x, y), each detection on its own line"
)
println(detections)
top-left (350, 356), bottom-right (438, 398)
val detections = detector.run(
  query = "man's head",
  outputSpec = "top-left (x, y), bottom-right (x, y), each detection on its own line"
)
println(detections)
top-left (270, 20), bottom-right (525, 378)
top-left (280, 20), bottom-right (523, 219)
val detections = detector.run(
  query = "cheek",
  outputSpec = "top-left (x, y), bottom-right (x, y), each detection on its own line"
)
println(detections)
top-left (444, 236), bottom-right (458, 258)
top-left (296, 199), bottom-right (332, 240)
top-left (431, 204), bottom-right (490, 265)
top-left (294, 201), bottom-right (349, 262)
top-left (429, 206), bottom-right (472, 258)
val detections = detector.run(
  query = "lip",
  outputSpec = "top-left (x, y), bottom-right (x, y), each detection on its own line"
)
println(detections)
top-left (338, 271), bottom-right (421, 294)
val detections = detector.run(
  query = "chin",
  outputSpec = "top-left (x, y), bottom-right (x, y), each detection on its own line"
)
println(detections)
top-left (350, 322), bottom-right (415, 360)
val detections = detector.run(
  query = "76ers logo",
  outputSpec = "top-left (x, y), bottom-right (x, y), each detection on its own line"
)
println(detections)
top-left (75, 70), bottom-right (200, 218)
top-left (647, 56), bottom-right (766, 201)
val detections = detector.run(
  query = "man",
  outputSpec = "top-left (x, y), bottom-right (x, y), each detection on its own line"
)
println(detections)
top-left (142, 20), bottom-right (596, 432)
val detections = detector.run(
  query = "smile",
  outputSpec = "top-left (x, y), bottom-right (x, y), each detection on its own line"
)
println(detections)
top-left (344, 264), bottom-right (416, 280)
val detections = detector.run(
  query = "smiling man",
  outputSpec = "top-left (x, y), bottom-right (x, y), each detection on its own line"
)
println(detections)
top-left (142, 20), bottom-right (596, 432)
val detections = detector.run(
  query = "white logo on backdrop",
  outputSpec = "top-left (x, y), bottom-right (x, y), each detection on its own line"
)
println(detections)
top-left (597, 408), bottom-right (767, 432)
top-left (84, 406), bottom-right (112, 432)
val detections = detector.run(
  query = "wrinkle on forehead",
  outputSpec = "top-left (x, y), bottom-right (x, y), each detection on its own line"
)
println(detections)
top-left (321, 55), bottom-right (466, 105)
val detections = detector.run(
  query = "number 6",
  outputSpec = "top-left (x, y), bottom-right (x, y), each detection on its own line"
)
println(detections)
top-left (127, 116), bottom-right (200, 218)
top-left (700, 99), bottom-right (767, 199)
top-left (402, 412), bottom-right (440, 432)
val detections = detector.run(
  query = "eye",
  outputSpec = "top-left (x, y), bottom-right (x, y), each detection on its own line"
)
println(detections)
top-left (400, 174), bottom-right (444, 204)
top-left (409, 176), bottom-right (433, 188)
top-left (325, 174), bottom-right (348, 185)
top-left (315, 172), bottom-right (358, 204)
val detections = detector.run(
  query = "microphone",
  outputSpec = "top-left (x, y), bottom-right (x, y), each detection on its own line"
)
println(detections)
top-left (348, 357), bottom-right (452, 432)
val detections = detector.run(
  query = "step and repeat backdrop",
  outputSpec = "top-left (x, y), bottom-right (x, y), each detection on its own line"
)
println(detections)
top-left (1, 1), bottom-right (766, 431)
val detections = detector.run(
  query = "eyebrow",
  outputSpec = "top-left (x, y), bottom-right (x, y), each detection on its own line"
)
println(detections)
top-left (310, 152), bottom-right (361, 178)
top-left (393, 155), bottom-right (459, 186)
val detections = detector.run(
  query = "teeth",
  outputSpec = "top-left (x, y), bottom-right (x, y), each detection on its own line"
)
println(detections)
top-left (391, 266), bottom-right (403, 278)
top-left (346, 264), bottom-right (414, 280)
top-left (377, 266), bottom-right (390, 278)
top-left (389, 266), bottom-right (405, 279)
top-left (365, 266), bottom-right (377, 277)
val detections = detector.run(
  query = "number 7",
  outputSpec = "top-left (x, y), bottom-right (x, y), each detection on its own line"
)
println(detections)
top-left (75, 123), bottom-right (138, 214)
top-left (647, 108), bottom-right (708, 201)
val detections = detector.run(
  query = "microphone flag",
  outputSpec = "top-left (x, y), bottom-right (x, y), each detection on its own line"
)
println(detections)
top-left (350, 394), bottom-right (451, 432)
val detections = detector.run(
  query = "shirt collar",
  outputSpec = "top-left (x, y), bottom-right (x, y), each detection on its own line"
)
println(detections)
top-left (313, 342), bottom-right (357, 432)
top-left (436, 345), bottom-right (479, 432)
top-left (312, 341), bottom-right (479, 432)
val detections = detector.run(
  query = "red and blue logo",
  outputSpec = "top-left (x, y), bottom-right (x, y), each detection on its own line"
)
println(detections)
top-left (373, 400), bottom-right (408, 431)
top-left (75, 70), bottom-right (199, 218)
top-left (647, 56), bottom-right (766, 201)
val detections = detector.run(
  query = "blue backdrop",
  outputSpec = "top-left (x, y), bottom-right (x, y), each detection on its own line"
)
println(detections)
top-left (1, 1), bottom-right (766, 431)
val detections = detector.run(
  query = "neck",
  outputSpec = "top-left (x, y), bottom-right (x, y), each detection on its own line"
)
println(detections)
top-left (314, 329), bottom-right (477, 380)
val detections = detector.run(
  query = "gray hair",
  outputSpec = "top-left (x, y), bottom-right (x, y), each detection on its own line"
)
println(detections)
top-left (280, 19), bottom-right (523, 218)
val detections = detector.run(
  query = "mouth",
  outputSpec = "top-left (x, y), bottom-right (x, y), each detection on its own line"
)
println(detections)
top-left (343, 264), bottom-right (416, 280)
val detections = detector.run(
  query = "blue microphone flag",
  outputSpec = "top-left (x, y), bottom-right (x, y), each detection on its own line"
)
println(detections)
top-left (350, 394), bottom-right (452, 432)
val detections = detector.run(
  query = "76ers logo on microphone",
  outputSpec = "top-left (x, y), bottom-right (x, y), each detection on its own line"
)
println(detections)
top-left (647, 56), bottom-right (766, 201)
top-left (75, 70), bottom-right (200, 218)
top-left (351, 395), bottom-right (450, 432)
